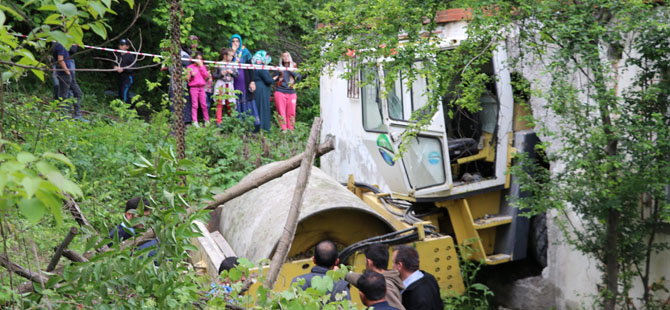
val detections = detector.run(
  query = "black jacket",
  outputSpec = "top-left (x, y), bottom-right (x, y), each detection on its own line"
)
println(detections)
top-left (401, 271), bottom-right (443, 310)
top-left (243, 68), bottom-right (255, 102)
top-left (291, 265), bottom-right (351, 302)
top-left (116, 52), bottom-right (136, 76)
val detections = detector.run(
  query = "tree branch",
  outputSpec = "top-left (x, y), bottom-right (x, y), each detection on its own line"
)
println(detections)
top-left (204, 135), bottom-right (335, 210)
top-left (46, 227), bottom-right (78, 272)
top-left (63, 194), bottom-right (94, 230)
top-left (265, 118), bottom-right (322, 289)
top-left (0, 254), bottom-right (49, 284)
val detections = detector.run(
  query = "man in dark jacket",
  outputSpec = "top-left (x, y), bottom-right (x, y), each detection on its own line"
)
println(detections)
top-left (108, 197), bottom-right (157, 257)
top-left (291, 240), bottom-right (350, 302)
top-left (392, 245), bottom-right (443, 310)
top-left (345, 243), bottom-right (405, 309)
top-left (114, 38), bottom-right (136, 103)
top-left (357, 270), bottom-right (399, 310)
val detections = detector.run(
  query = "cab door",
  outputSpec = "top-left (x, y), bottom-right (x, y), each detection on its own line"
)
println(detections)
top-left (378, 63), bottom-right (454, 197)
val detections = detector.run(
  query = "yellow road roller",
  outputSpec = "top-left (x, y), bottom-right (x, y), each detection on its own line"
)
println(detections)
top-left (194, 11), bottom-right (544, 304)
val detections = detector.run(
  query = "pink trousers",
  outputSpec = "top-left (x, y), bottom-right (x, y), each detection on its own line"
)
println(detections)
top-left (274, 91), bottom-right (297, 131)
top-left (190, 86), bottom-right (209, 123)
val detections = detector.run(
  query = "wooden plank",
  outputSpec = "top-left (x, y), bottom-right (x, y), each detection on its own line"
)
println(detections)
top-left (210, 231), bottom-right (237, 258)
top-left (192, 221), bottom-right (225, 281)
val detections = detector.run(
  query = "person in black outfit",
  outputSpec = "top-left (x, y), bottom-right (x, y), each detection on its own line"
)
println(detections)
top-left (291, 240), bottom-right (350, 302)
top-left (357, 270), bottom-right (399, 310)
top-left (114, 38), bottom-right (136, 103)
top-left (392, 245), bottom-right (444, 310)
top-left (51, 42), bottom-right (72, 110)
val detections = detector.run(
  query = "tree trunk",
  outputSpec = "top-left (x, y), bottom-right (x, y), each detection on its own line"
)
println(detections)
top-left (264, 118), bottom-right (323, 289)
top-left (168, 0), bottom-right (186, 161)
top-left (603, 209), bottom-right (620, 310)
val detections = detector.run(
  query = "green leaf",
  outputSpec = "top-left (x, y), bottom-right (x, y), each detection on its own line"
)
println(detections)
top-left (48, 30), bottom-right (72, 47)
top-left (89, 22), bottom-right (107, 39)
top-left (21, 176), bottom-right (42, 198)
top-left (101, 0), bottom-right (112, 8)
top-left (43, 13), bottom-right (62, 25)
top-left (35, 161), bottom-right (83, 197)
top-left (310, 275), bottom-right (333, 294)
top-left (0, 174), bottom-right (7, 193)
top-left (0, 9), bottom-right (5, 26)
top-left (124, 0), bottom-right (134, 9)
top-left (0, 4), bottom-right (23, 21)
top-left (56, 2), bottom-right (77, 18)
top-left (89, 1), bottom-right (106, 18)
top-left (1, 160), bottom-right (25, 174)
top-left (137, 154), bottom-right (153, 168)
top-left (17, 152), bottom-right (37, 164)
top-left (18, 198), bottom-right (47, 224)
top-left (1, 71), bottom-right (15, 82)
top-left (43, 152), bottom-right (75, 170)
top-left (228, 268), bottom-right (242, 281)
top-left (36, 189), bottom-right (63, 226)
top-left (31, 69), bottom-right (45, 82)
top-left (68, 23), bottom-right (84, 47)
top-left (38, 4), bottom-right (58, 12)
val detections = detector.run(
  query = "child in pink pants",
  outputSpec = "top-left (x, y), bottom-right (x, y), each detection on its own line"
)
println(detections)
top-left (187, 51), bottom-right (210, 126)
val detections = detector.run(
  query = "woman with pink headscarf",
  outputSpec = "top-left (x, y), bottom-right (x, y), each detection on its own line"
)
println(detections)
top-left (273, 51), bottom-right (301, 131)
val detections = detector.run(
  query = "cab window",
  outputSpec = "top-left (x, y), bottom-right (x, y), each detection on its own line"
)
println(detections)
top-left (361, 67), bottom-right (385, 132)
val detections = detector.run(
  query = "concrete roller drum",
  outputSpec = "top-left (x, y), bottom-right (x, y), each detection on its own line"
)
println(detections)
top-left (218, 162), bottom-right (396, 262)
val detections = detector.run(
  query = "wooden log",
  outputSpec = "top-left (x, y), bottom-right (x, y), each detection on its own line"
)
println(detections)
top-left (205, 134), bottom-right (335, 210)
top-left (0, 254), bottom-right (49, 284)
top-left (63, 249), bottom-right (88, 263)
top-left (206, 135), bottom-right (335, 231)
top-left (17, 281), bottom-right (35, 294)
top-left (265, 118), bottom-right (322, 289)
top-left (47, 227), bottom-right (78, 272)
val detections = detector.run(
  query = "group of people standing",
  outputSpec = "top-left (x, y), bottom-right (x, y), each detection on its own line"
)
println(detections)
top-left (51, 34), bottom-right (301, 132)
top-left (289, 240), bottom-right (444, 310)
top-left (179, 34), bottom-right (301, 132)
top-left (211, 240), bottom-right (443, 309)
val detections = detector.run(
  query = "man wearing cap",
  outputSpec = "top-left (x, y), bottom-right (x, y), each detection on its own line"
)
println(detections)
top-left (114, 38), bottom-right (136, 103)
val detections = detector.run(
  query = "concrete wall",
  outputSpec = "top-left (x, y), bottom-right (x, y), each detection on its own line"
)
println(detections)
top-left (506, 32), bottom-right (670, 309)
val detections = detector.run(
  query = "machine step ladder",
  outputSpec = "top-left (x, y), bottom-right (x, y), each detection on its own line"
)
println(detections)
top-left (437, 198), bottom-right (513, 265)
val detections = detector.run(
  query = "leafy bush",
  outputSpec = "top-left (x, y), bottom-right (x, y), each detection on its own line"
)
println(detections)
top-left (443, 245), bottom-right (494, 310)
